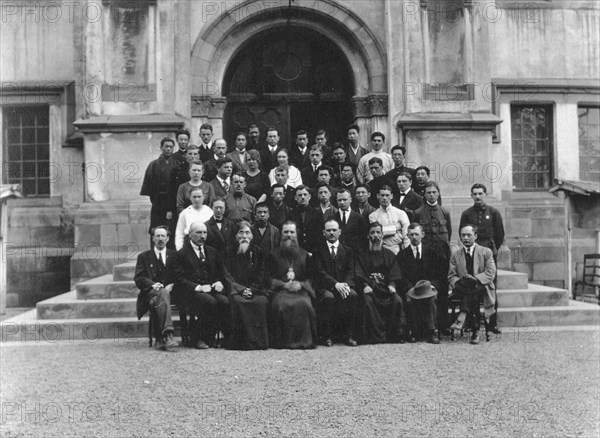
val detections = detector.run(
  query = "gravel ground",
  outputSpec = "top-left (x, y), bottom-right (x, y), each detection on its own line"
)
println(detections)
top-left (1, 331), bottom-right (599, 438)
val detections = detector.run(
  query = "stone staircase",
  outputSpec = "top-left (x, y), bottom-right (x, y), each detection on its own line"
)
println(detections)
top-left (2, 263), bottom-right (599, 343)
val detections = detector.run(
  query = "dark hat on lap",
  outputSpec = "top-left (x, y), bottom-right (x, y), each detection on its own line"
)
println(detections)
top-left (407, 280), bottom-right (437, 300)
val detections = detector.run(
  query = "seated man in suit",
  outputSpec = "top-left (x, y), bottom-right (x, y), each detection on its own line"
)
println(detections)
top-left (173, 221), bottom-right (228, 349)
top-left (356, 221), bottom-right (405, 344)
top-left (448, 225), bottom-right (497, 345)
top-left (224, 221), bottom-right (268, 350)
top-left (336, 188), bottom-right (367, 253)
top-left (266, 221), bottom-right (318, 349)
top-left (396, 223), bottom-right (446, 343)
top-left (134, 226), bottom-right (177, 350)
top-left (314, 219), bottom-right (359, 347)
top-left (205, 199), bottom-right (235, 255)
top-left (252, 202), bottom-right (281, 255)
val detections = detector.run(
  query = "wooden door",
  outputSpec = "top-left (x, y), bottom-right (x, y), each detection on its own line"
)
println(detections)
top-left (224, 103), bottom-right (290, 150)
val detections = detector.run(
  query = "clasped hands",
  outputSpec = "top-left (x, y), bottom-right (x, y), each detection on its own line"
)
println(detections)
top-left (283, 280), bottom-right (302, 293)
top-left (335, 282), bottom-right (351, 299)
top-left (150, 283), bottom-right (173, 295)
top-left (195, 281), bottom-right (224, 293)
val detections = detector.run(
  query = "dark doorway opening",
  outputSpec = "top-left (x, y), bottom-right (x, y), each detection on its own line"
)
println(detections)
top-left (223, 28), bottom-right (354, 149)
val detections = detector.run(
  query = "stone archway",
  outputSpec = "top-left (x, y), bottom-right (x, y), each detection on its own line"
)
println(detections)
top-left (190, 0), bottom-right (388, 143)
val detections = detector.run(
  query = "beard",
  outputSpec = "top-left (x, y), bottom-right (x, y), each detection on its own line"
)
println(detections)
top-left (369, 239), bottom-right (383, 252)
top-left (237, 240), bottom-right (251, 254)
top-left (281, 237), bottom-right (300, 259)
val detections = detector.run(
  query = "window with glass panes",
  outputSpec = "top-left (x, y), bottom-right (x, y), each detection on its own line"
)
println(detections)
top-left (578, 106), bottom-right (600, 182)
top-left (510, 105), bottom-right (553, 190)
top-left (2, 106), bottom-right (50, 196)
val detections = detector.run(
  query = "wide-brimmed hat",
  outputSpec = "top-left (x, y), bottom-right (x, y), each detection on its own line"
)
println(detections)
top-left (407, 280), bottom-right (437, 300)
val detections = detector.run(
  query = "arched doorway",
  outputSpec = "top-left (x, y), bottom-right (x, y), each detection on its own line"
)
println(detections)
top-left (222, 28), bottom-right (354, 147)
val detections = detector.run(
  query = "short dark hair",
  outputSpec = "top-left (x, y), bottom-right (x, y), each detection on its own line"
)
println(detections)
top-left (216, 157), bottom-right (233, 168)
top-left (317, 165), bottom-right (333, 176)
top-left (368, 221), bottom-right (383, 231)
top-left (378, 185), bottom-right (393, 194)
top-left (371, 131), bottom-right (385, 142)
top-left (424, 180), bottom-right (439, 192)
top-left (200, 123), bottom-right (213, 132)
top-left (294, 185), bottom-right (310, 195)
top-left (189, 159), bottom-right (203, 167)
top-left (266, 126), bottom-right (279, 135)
top-left (415, 165), bottom-right (430, 176)
top-left (391, 145), bottom-right (406, 155)
top-left (160, 138), bottom-right (174, 147)
top-left (296, 130), bottom-right (307, 138)
top-left (315, 129), bottom-right (327, 137)
top-left (337, 188), bottom-right (351, 198)
top-left (356, 183), bottom-right (370, 193)
top-left (270, 184), bottom-right (286, 194)
top-left (235, 132), bottom-right (248, 141)
top-left (255, 201), bottom-right (269, 212)
top-left (315, 182), bottom-right (331, 193)
top-left (397, 172), bottom-right (412, 182)
top-left (248, 123), bottom-right (259, 130)
top-left (347, 124), bottom-right (360, 134)
top-left (176, 129), bottom-right (190, 139)
top-left (471, 183), bottom-right (487, 194)
top-left (368, 157), bottom-right (383, 167)
top-left (407, 222), bottom-right (423, 232)
top-left (460, 224), bottom-right (478, 234)
top-left (150, 225), bottom-right (170, 237)
top-left (332, 142), bottom-right (345, 152)
top-left (341, 162), bottom-right (356, 173)
top-left (310, 144), bottom-right (323, 153)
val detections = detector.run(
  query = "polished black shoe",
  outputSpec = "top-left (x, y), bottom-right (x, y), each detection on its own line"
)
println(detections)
top-left (408, 336), bottom-right (417, 343)
top-left (489, 326), bottom-right (502, 335)
top-left (195, 340), bottom-right (209, 350)
top-left (427, 333), bottom-right (440, 344)
top-left (322, 338), bottom-right (333, 347)
top-left (345, 338), bottom-right (358, 347)
top-left (470, 333), bottom-right (480, 345)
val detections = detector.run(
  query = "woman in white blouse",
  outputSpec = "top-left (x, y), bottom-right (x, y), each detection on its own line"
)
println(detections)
top-left (268, 149), bottom-right (303, 188)
top-left (175, 187), bottom-right (213, 249)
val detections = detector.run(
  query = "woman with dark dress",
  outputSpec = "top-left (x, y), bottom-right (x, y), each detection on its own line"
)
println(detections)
top-left (243, 149), bottom-right (270, 203)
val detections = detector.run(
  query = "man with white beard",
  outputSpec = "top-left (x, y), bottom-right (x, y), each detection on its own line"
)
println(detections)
top-left (266, 221), bottom-right (318, 349)
top-left (224, 221), bottom-right (268, 350)
top-left (356, 222), bottom-right (406, 344)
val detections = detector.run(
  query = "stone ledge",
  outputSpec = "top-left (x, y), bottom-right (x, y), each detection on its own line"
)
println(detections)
top-left (74, 114), bottom-right (184, 134)
top-left (397, 113), bottom-right (502, 131)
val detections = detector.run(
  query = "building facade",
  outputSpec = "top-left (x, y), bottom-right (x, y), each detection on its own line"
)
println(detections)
top-left (1, 0), bottom-right (599, 305)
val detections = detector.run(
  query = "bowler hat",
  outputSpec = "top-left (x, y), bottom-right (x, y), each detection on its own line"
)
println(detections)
top-left (407, 280), bottom-right (437, 300)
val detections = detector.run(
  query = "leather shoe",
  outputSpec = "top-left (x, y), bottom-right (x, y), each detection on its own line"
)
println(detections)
top-left (408, 336), bottom-right (417, 343)
top-left (322, 338), bottom-right (333, 347)
top-left (470, 333), bottom-right (480, 345)
top-left (345, 338), bottom-right (357, 347)
top-left (195, 340), bottom-right (209, 350)
top-left (165, 333), bottom-right (178, 349)
top-left (489, 326), bottom-right (502, 335)
top-left (427, 334), bottom-right (440, 344)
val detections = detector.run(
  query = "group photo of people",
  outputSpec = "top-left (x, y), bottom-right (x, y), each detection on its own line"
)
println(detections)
top-left (138, 123), bottom-right (505, 351)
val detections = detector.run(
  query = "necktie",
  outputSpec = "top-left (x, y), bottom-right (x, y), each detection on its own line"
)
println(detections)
top-left (223, 180), bottom-right (229, 192)
top-left (157, 252), bottom-right (165, 268)
top-left (415, 247), bottom-right (420, 260)
top-left (198, 246), bottom-right (205, 263)
top-left (330, 244), bottom-right (336, 259)
top-left (341, 210), bottom-right (346, 224)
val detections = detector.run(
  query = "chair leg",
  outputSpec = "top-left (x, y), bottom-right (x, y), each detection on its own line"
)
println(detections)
top-left (179, 308), bottom-right (189, 346)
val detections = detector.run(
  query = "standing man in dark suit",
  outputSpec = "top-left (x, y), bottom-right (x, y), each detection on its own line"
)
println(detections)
top-left (345, 124), bottom-right (368, 168)
top-left (259, 127), bottom-right (283, 173)
top-left (247, 123), bottom-right (262, 151)
top-left (205, 199), bottom-right (235, 255)
top-left (197, 123), bottom-right (214, 163)
top-left (134, 226), bottom-right (177, 350)
top-left (384, 145), bottom-right (416, 183)
top-left (413, 181), bottom-right (452, 260)
top-left (352, 183), bottom-right (376, 219)
top-left (392, 172), bottom-right (423, 221)
top-left (289, 130), bottom-right (311, 169)
top-left (314, 219), bottom-right (359, 347)
top-left (292, 185), bottom-right (324, 254)
top-left (336, 188), bottom-right (367, 253)
top-left (202, 138), bottom-right (229, 182)
top-left (227, 132), bottom-right (251, 173)
top-left (209, 157), bottom-right (233, 199)
top-left (173, 221), bottom-right (228, 349)
top-left (252, 202), bottom-right (281, 255)
top-left (396, 223), bottom-right (447, 343)
top-left (300, 145), bottom-right (324, 188)
top-left (140, 137), bottom-right (178, 248)
top-left (266, 184), bottom-right (292, 229)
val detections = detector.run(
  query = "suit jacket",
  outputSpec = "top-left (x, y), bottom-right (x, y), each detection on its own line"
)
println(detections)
top-left (252, 223), bottom-right (281, 255)
top-left (289, 146), bottom-right (310, 169)
top-left (293, 204), bottom-right (324, 253)
top-left (337, 209), bottom-right (368, 252)
top-left (259, 145), bottom-right (282, 173)
top-left (226, 150), bottom-right (251, 173)
top-left (314, 242), bottom-right (356, 295)
top-left (140, 155), bottom-right (177, 211)
top-left (345, 145), bottom-right (368, 167)
top-left (396, 245), bottom-right (447, 295)
top-left (351, 201), bottom-right (376, 220)
top-left (392, 189), bottom-right (423, 220)
top-left (173, 240), bottom-right (226, 298)
top-left (210, 177), bottom-right (232, 200)
top-left (448, 244), bottom-right (497, 318)
top-left (202, 158), bottom-right (219, 182)
top-left (205, 216), bottom-right (235, 254)
top-left (301, 165), bottom-right (320, 188)
top-left (198, 143), bottom-right (213, 163)
top-left (134, 249), bottom-right (175, 319)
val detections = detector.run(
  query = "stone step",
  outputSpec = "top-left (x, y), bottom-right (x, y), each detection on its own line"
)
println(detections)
top-left (76, 274), bottom-right (137, 299)
top-left (497, 300), bottom-right (600, 327)
top-left (497, 269), bottom-right (528, 290)
top-left (1, 309), bottom-right (182, 343)
top-left (36, 291), bottom-right (136, 319)
top-left (113, 262), bottom-right (137, 281)
top-left (497, 284), bottom-right (569, 307)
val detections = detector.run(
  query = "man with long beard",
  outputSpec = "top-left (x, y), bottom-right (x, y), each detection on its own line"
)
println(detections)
top-left (266, 221), bottom-right (318, 349)
top-left (224, 221), bottom-right (268, 350)
top-left (356, 222), bottom-right (406, 344)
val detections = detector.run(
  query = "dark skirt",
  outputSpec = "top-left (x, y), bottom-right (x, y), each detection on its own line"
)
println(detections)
top-left (269, 291), bottom-right (317, 349)
top-left (228, 295), bottom-right (269, 350)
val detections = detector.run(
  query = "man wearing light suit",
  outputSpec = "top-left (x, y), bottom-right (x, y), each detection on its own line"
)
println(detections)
top-left (448, 225), bottom-right (497, 345)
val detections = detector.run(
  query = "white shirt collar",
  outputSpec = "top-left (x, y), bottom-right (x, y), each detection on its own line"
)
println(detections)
top-left (412, 243), bottom-right (421, 256)
top-left (329, 241), bottom-right (339, 250)
top-left (154, 248), bottom-right (166, 259)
